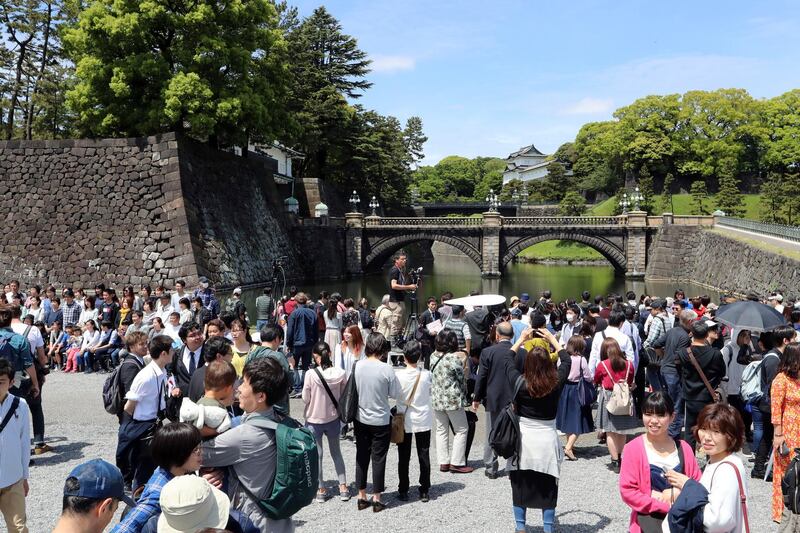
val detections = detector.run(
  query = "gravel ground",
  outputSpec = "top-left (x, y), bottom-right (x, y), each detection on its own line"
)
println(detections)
top-left (26, 371), bottom-right (776, 532)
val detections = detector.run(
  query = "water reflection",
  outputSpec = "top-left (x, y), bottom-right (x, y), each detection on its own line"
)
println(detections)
top-left (233, 252), bottom-right (715, 315)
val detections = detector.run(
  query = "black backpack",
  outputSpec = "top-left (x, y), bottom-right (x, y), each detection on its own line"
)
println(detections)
top-left (489, 376), bottom-right (526, 460)
top-left (783, 448), bottom-right (800, 513)
top-left (102, 357), bottom-right (143, 415)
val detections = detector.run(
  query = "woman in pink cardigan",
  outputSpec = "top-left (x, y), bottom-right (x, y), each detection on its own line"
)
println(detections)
top-left (619, 392), bottom-right (701, 532)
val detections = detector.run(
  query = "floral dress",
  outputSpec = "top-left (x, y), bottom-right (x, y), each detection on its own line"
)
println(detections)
top-left (771, 372), bottom-right (800, 521)
top-left (429, 351), bottom-right (467, 411)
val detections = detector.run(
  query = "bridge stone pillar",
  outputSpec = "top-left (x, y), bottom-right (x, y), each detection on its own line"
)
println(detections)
top-left (481, 212), bottom-right (503, 278)
top-left (625, 210), bottom-right (647, 279)
top-left (345, 213), bottom-right (365, 276)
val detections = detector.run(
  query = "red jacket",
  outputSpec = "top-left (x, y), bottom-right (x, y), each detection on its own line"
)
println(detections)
top-left (594, 359), bottom-right (634, 390)
top-left (619, 435), bottom-right (702, 532)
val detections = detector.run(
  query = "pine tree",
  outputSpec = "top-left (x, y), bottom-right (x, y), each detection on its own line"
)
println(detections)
top-left (660, 172), bottom-right (674, 214)
top-left (638, 166), bottom-right (654, 214)
top-left (690, 181), bottom-right (709, 215)
top-left (759, 173), bottom-right (783, 223)
top-left (715, 173), bottom-right (744, 218)
top-left (559, 191), bottom-right (587, 216)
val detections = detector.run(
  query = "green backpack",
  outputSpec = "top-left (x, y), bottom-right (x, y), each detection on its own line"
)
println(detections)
top-left (237, 413), bottom-right (319, 520)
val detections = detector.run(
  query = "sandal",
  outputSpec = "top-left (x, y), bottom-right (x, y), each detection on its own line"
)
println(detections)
top-left (564, 447), bottom-right (577, 461)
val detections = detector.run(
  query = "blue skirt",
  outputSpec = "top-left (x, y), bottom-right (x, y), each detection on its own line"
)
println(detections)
top-left (556, 381), bottom-right (595, 435)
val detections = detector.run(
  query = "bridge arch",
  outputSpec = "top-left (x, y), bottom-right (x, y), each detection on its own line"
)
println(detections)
top-left (364, 233), bottom-right (482, 271)
top-left (502, 232), bottom-right (627, 273)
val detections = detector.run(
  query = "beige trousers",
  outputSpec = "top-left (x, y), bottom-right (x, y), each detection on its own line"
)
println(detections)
top-left (387, 301), bottom-right (406, 336)
top-left (0, 479), bottom-right (28, 533)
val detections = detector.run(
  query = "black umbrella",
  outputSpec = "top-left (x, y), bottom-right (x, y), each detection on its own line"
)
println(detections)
top-left (713, 301), bottom-right (787, 333)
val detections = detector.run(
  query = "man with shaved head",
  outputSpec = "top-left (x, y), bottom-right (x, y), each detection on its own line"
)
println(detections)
top-left (472, 320), bottom-right (521, 479)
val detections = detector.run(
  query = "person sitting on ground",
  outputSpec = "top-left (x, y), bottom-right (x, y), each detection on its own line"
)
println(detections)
top-left (110, 422), bottom-right (203, 533)
top-left (180, 360), bottom-right (236, 437)
top-left (52, 459), bottom-right (135, 533)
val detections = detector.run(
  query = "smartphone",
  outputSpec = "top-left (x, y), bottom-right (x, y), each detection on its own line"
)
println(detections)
top-left (780, 442), bottom-right (791, 457)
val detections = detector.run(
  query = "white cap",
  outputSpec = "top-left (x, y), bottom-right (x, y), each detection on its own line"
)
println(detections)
top-left (233, 287), bottom-right (242, 295)
top-left (158, 477), bottom-right (230, 533)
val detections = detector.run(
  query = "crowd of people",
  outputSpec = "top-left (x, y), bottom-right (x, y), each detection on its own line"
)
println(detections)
top-left (1, 260), bottom-right (799, 532)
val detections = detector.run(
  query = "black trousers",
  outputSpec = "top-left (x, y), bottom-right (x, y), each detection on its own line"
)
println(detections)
top-left (727, 394), bottom-right (753, 440)
top-left (753, 407), bottom-right (774, 477)
top-left (683, 400), bottom-right (710, 451)
top-left (633, 362), bottom-right (646, 418)
top-left (397, 430), bottom-right (431, 493)
top-left (116, 415), bottom-right (156, 490)
top-left (354, 420), bottom-right (391, 493)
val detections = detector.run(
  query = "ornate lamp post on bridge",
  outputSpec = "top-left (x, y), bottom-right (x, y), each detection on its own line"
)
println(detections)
top-left (630, 186), bottom-right (644, 212)
top-left (485, 188), bottom-right (500, 213)
top-left (410, 187), bottom-right (420, 207)
top-left (619, 191), bottom-right (630, 215)
top-left (348, 190), bottom-right (361, 213)
top-left (369, 195), bottom-right (380, 216)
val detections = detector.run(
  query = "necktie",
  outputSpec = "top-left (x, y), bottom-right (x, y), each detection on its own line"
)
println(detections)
top-left (188, 351), bottom-right (196, 374)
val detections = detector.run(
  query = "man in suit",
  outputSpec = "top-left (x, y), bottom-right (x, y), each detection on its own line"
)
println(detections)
top-left (168, 321), bottom-right (204, 399)
top-left (472, 321), bottom-right (517, 479)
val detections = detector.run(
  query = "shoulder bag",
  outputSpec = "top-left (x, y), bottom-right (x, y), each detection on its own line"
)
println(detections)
top-left (576, 357), bottom-right (597, 407)
top-left (391, 371), bottom-right (422, 444)
top-left (685, 347), bottom-right (727, 404)
top-left (337, 361), bottom-right (359, 424)
top-left (313, 367), bottom-right (339, 410)
top-left (710, 461), bottom-right (751, 533)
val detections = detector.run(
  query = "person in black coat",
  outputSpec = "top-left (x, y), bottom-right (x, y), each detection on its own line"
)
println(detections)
top-left (165, 322), bottom-right (205, 420)
top-left (472, 321), bottom-right (518, 479)
top-left (187, 337), bottom-right (234, 402)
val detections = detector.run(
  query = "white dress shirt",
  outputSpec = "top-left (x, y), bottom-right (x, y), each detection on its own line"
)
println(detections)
top-left (125, 361), bottom-right (167, 421)
top-left (0, 393), bottom-right (30, 489)
top-left (589, 325), bottom-right (635, 374)
top-left (182, 346), bottom-right (201, 373)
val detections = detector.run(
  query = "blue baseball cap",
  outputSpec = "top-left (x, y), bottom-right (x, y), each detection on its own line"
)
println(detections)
top-left (64, 459), bottom-right (135, 507)
top-left (520, 293), bottom-right (531, 302)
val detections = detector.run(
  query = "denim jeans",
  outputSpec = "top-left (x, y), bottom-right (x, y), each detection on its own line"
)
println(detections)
top-left (751, 404), bottom-right (764, 455)
top-left (646, 366), bottom-right (665, 392)
top-left (661, 371), bottom-right (684, 438)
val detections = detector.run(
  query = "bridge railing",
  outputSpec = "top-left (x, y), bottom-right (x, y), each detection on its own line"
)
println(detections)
top-left (503, 216), bottom-right (622, 226)
top-left (716, 216), bottom-right (800, 243)
top-left (364, 216), bottom-right (484, 227)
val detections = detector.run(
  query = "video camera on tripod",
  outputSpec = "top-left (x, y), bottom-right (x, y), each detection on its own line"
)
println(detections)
top-left (271, 256), bottom-right (288, 297)
top-left (408, 266), bottom-right (423, 289)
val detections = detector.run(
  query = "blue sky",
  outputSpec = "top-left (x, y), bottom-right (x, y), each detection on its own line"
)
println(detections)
top-left (292, 0), bottom-right (800, 165)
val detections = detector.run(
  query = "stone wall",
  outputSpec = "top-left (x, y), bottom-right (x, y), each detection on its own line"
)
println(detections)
top-left (646, 225), bottom-right (800, 297)
top-left (0, 133), bottom-right (334, 289)
top-left (0, 133), bottom-right (199, 288)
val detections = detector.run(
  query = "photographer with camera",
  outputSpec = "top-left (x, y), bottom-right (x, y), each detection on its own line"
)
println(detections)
top-left (387, 252), bottom-right (417, 345)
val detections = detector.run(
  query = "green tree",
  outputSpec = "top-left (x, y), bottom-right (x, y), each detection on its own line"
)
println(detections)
top-left (411, 165), bottom-right (448, 202)
top-left (614, 94), bottom-right (681, 178)
top-left (783, 172), bottom-right (800, 224)
top-left (435, 156), bottom-right (478, 199)
top-left (559, 191), bottom-right (587, 216)
top-left (637, 166), bottom-right (655, 214)
top-left (403, 116), bottom-right (427, 168)
top-left (715, 173), bottom-right (744, 218)
top-left (542, 161), bottom-right (570, 202)
top-left (63, 0), bottom-right (289, 146)
top-left (500, 179), bottom-right (524, 202)
top-left (572, 121), bottom-right (624, 196)
top-left (759, 173), bottom-right (783, 223)
top-left (659, 172), bottom-right (675, 214)
top-left (553, 141), bottom-right (577, 168)
top-left (690, 181), bottom-right (709, 215)
top-left (763, 90), bottom-right (800, 174)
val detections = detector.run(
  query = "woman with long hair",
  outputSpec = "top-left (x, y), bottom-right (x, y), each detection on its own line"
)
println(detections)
top-left (619, 392), bottom-right (701, 532)
top-left (770, 342), bottom-right (800, 523)
top-left (430, 330), bottom-right (473, 474)
top-left (555, 335), bottom-right (594, 460)
top-left (664, 403), bottom-right (748, 532)
top-left (334, 325), bottom-right (365, 379)
top-left (594, 336), bottom-right (638, 473)
top-left (324, 298), bottom-right (343, 348)
top-left (302, 341), bottom-right (349, 503)
top-left (353, 333), bottom-right (403, 512)
top-left (230, 318), bottom-right (253, 377)
top-left (78, 295), bottom-right (98, 328)
top-left (505, 326), bottom-right (569, 533)
top-left (76, 319), bottom-right (100, 373)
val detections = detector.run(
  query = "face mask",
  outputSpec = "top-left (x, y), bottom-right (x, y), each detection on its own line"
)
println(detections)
top-left (566, 313), bottom-right (575, 322)
top-left (201, 283), bottom-right (209, 289)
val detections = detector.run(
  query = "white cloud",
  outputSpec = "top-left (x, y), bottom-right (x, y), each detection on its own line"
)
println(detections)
top-left (562, 97), bottom-right (614, 116)
top-left (370, 55), bottom-right (416, 73)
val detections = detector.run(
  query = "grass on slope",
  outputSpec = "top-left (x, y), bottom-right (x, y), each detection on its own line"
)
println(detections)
top-left (588, 194), bottom-right (763, 219)
top-left (518, 240), bottom-right (604, 261)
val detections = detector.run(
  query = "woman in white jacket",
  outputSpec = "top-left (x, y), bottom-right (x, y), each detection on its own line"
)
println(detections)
top-left (663, 403), bottom-right (749, 533)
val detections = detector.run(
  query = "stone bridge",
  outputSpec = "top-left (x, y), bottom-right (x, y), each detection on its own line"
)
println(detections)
top-left (344, 211), bottom-right (715, 278)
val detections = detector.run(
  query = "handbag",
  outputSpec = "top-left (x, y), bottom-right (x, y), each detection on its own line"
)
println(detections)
top-left (391, 371), bottom-right (421, 444)
top-left (576, 358), bottom-right (597, 407)
top-left (337, 361), bottom-right (359, 424)
top-left (685, 347), bottom-right (727, 404)
top-left (489, 376), bottom-right (526, 459)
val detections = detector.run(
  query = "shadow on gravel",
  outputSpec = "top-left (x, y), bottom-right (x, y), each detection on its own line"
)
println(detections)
top-left (30, 440), bottom-right (91, 467)
top-left (551, 510), bottom-right (612, 532)
top-left (381, 481), bottom-right (467, 507)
